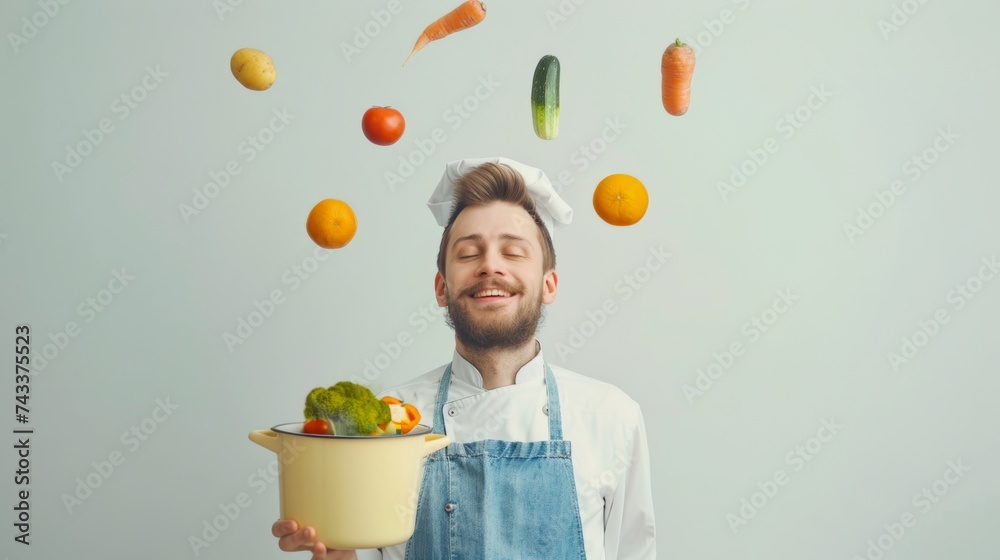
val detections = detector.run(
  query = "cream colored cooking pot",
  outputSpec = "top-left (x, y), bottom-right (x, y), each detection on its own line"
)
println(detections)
top-left (249, 422), bottom-right (449, 550)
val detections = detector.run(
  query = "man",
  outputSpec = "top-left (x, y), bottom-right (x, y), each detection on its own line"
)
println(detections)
top-left (273, 158), bottom-right (656, 559)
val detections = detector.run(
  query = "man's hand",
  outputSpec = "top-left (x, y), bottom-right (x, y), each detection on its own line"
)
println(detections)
top-left (272, 519), bottom-right (358, 560)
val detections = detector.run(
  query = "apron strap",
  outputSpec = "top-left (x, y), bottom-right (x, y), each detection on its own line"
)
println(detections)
top-left (431, 361), bottom-right (564, 440)
top-left (431, 364), bottom-right (453, 435)
top-left (543, 363), bottom-right (563, 441)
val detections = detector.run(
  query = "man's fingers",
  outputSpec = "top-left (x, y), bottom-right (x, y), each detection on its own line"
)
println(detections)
top-left (312, 539), bottom-right (327, 559)
top-left (271, 519), bottom-right (298, 538)
top-left (278, 526), bottom-right (316, 552)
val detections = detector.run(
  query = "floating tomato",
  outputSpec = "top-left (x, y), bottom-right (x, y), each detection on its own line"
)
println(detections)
top-left (361, 106), bottom-right (405, 146)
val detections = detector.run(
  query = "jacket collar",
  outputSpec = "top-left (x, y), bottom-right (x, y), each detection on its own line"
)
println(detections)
top-left (450, 340), bottom-right (545, 390)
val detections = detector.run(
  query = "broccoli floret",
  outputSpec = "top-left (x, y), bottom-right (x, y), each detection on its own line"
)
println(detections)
top-left (303, 382), bottom-right (390, 435)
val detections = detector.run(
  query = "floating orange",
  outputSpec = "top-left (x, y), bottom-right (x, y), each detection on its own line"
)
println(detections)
top-left (592, 174), bottom-right (649, 226)
top-left (306, 199), bottom-right (357, 249)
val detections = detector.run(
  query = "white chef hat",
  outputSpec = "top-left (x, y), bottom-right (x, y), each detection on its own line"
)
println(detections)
top-left (426, 157), bottom-right (573, 236)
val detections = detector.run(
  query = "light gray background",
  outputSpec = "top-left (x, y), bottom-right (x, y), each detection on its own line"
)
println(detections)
top-left (2, 0), bottom-right (998, 558)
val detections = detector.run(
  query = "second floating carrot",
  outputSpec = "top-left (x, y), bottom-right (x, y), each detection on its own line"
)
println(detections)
top-left (661, 38), bottom-right (696, 116)
top-left (403, 0), bottom-right (487, 66)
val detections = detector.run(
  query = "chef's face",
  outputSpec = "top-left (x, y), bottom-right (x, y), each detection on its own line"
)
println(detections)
top-left (435, 202), bottom-right (558, 350)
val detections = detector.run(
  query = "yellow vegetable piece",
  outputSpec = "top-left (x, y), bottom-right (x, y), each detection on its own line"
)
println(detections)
top-left (230, 47), bottom-right (276, 91)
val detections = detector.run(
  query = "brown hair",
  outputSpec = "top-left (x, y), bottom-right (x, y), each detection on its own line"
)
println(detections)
top-left (436, 162), bottom-right (556, 275)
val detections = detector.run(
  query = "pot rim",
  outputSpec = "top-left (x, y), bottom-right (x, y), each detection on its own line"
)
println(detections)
top-left (269, 421), bottom-right (434, 439)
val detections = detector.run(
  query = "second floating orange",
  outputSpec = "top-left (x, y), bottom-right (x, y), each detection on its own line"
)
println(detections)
top-left (593, 174), bottom-right (649, 226)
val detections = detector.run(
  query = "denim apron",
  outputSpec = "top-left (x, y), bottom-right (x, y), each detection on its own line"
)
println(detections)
top-left (404, 363), bottom-right (588, 560)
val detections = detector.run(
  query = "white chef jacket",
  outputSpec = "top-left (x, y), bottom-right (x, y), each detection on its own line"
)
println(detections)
top-left (356, 343), bottom-right (656, 560)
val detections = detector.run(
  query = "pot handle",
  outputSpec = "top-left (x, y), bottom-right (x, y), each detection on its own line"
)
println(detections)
top-left (422, 433), bottom-right (450, 456)
top-left (249, 429), bottom-right (281, 453)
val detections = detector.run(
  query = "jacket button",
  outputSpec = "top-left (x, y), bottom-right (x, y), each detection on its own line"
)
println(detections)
top-left (543, 404), bottom-right (549, 416)
top-left (444, 503), bottom-right (455, 513)
top-left (447, 408), bottom-right (457, 417)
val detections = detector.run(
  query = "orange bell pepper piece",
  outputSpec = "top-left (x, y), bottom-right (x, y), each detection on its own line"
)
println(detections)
top-left (380, 396), bottom-right (420, 434)
top-left (400, 403), bottom-right (421, 434)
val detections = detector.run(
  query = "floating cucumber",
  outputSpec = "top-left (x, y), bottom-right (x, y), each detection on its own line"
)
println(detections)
top-left (531, 54), bottom-right (560, 140)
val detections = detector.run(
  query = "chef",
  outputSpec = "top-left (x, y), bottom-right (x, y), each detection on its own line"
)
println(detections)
top-left (272, 157), bottom-right (656, 559)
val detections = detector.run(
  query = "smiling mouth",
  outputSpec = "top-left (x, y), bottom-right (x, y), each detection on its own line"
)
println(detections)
top-left (472, 289), bottom-right (512, 299)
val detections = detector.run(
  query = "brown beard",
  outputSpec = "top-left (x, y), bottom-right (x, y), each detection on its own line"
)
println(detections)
top-left (444, 281), bottom-right (545, 350)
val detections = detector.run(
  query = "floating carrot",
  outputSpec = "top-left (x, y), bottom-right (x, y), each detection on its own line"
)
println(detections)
top-left (661, 38), bottom-right (696, 116)
top-left (404, 0), bottom-right (487, 66)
